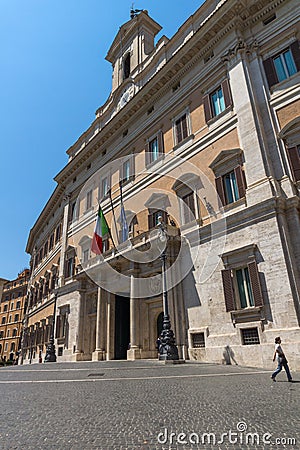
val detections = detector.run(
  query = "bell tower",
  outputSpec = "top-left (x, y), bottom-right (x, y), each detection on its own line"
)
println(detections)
top-left (106, 10), bottom-right (162, 93)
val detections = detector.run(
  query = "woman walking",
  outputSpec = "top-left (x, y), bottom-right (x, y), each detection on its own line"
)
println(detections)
top-left (271, 337), bottom-right (293, 382)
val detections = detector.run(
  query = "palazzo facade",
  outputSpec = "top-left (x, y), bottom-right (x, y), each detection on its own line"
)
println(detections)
top-left (0, 270), bottom-right (29, 362)
top-left (23, 0), bottom-right (300, 370)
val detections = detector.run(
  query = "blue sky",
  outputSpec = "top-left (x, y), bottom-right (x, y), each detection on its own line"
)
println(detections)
top-left (0, 1), bottom-right (202, 280)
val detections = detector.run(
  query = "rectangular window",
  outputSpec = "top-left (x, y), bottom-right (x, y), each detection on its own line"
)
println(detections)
top-left (241, 328), bottom-right (260, 345)
top-left (148, 210), bottom-right (168, 230)
top-left (49, 232), bottom-right (54, 250)
top-left (182, 192), bottom-right (196, 224)
top-left (287, 145), bottom-right (300, 182)
top-left (273, 49), bottom-right (297, 82)
top-left (204, 79), bottom-right (232, 122)
top-left (191, 333), bottom-right (205, 348)
top-left (101, 177), bottom-right (109, 198)
top-left (175, 113), bottom-right (188, 144)
top-left (66, 257), bottom-right (75, 278)
top-left (55, 224), bottom-right (61, 243)
top-left (222, 260), bottom-right (263, 313)
top-left (146, 132), bottom-right (164, 166)
top-left (264, 41), bottom-right (300, 88)
top-left (224, 171), bottom-right (239, 204)
top-left (121, 157), bottom-right (134, 186)
top-left (102, 238), bottom-right (110, 253)
top-left (216, 166), bottom-right (246, 206)
top-left (210, 86), bottom-right (225, 116)
top-left (235, 267), bottom-right (254, 308)
top-left (86, 190), bottom-right (93, 211)
top-left (83, 249), bottom-right (89, 263)
top-left (123, 160), bottom-right (130, 182)
top-left (70, 201), bottom-right (78, 222)
top-left (149, 137), bottom-right (159, 163)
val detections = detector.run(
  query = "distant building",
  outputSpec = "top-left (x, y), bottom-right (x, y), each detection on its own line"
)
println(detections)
top-left (23, 0), bottom-right (300, 369)
top-left (0, 270), bottom-right (29, 362)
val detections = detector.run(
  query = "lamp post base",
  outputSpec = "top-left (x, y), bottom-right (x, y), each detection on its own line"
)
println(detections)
top-left (44, 339), bottom-right (56, 363)
top-left (159, 325), bottom-right (179, 361)
top-left (159, 346), bottom-right (179, 361)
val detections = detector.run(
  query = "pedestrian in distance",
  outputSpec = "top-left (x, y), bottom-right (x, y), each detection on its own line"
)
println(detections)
top-left (271, 336), bottom-right (293, 382)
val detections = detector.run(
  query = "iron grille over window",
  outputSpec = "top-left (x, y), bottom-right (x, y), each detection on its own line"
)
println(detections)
top-left (192, 333), bottom-right (205, 348)
top-left (241, 328), bottom-right (260, 345)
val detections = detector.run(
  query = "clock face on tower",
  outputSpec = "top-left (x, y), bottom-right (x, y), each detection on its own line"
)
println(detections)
top-left (117, 84), bottom-right (134, 110)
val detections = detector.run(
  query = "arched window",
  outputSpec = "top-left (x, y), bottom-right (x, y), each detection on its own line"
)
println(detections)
top-left (14, 314), bottom-right (19, 322)
top-left (123, 53), bottom-right (131, 80)
top-left (10, 342), bottom-right (15, 353)
top-left (12, 329), bottom-right (18, 337)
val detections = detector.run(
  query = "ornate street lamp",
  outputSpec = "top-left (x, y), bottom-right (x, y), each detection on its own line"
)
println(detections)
top-left (44, 293), bottom-right (57, 363)
top-left (157, 217), bottom-right (179, 361)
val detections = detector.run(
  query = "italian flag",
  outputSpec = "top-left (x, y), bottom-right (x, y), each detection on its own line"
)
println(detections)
top-left (91, 207), bottom-right (109, 254)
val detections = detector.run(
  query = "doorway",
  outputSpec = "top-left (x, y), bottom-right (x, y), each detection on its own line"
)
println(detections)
top-left (157, 311), bottom-right (163, 338)
top-left (114, 296), bottom-right (130, 359)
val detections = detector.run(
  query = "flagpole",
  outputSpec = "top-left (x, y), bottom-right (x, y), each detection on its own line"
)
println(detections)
top-left (108, 189), bottom-right (120, 245)
top-left (95, 198), bottom-right (117, 250)
top-left (119, 181), bottom-right (129, 242)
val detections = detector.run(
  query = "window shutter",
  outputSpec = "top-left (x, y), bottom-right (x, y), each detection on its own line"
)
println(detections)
top-left (182, 115), bottom-right (188, 139)
top-left (290, 40), bottom-right (300, 72)
top-left (263, 58), bottom-right (278, 88)
top-left (216, 176), bottom-right (226, 206)
top-left (158, 131), bottom-right (164, 155)
top-left (129, 154), bottom-right (134, 181)
top-left (221, 269), bottom-right (235, 312)
top-left (203, 94), bottom-right (212, 122)
top-left (234, 166), bottom-right (246, 199)
top-left (221, 79), bottom-right (232, 109)
top-left (248, 261), bottom-right (264, 307)
top-left (148, 214), bottom-right (154, 230)
top-left (287, 147), bottom-right (300, 181)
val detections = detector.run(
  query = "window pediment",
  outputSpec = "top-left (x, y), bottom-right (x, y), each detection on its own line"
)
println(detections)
top-left (172, 173), bottom-right (202, 193)
top-left (145, 193), bottom-right (170, 210)
top-left (209, 148), bottom-right (243, 177)
top-left (278, 117), bottom-right (300, 146)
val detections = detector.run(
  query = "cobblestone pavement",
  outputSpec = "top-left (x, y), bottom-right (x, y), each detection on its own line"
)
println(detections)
top-left (0, 360), bottom-right (299, 450)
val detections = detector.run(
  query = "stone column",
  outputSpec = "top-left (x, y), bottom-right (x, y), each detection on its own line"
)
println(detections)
top-left (92, 287), bottom-right (106, 361)
top-left (276, 199), bottom-right (300, 326)
top-left (58, 194), bottom-right (71, 287)
top-left (106, 293), bottom-right (115, 360)
top-left (127, 274), bottom-right (141, 360)
top-left (74, 290), bottom-right (85, 361)
top-left (224, 49), bottom-right (274, 206)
